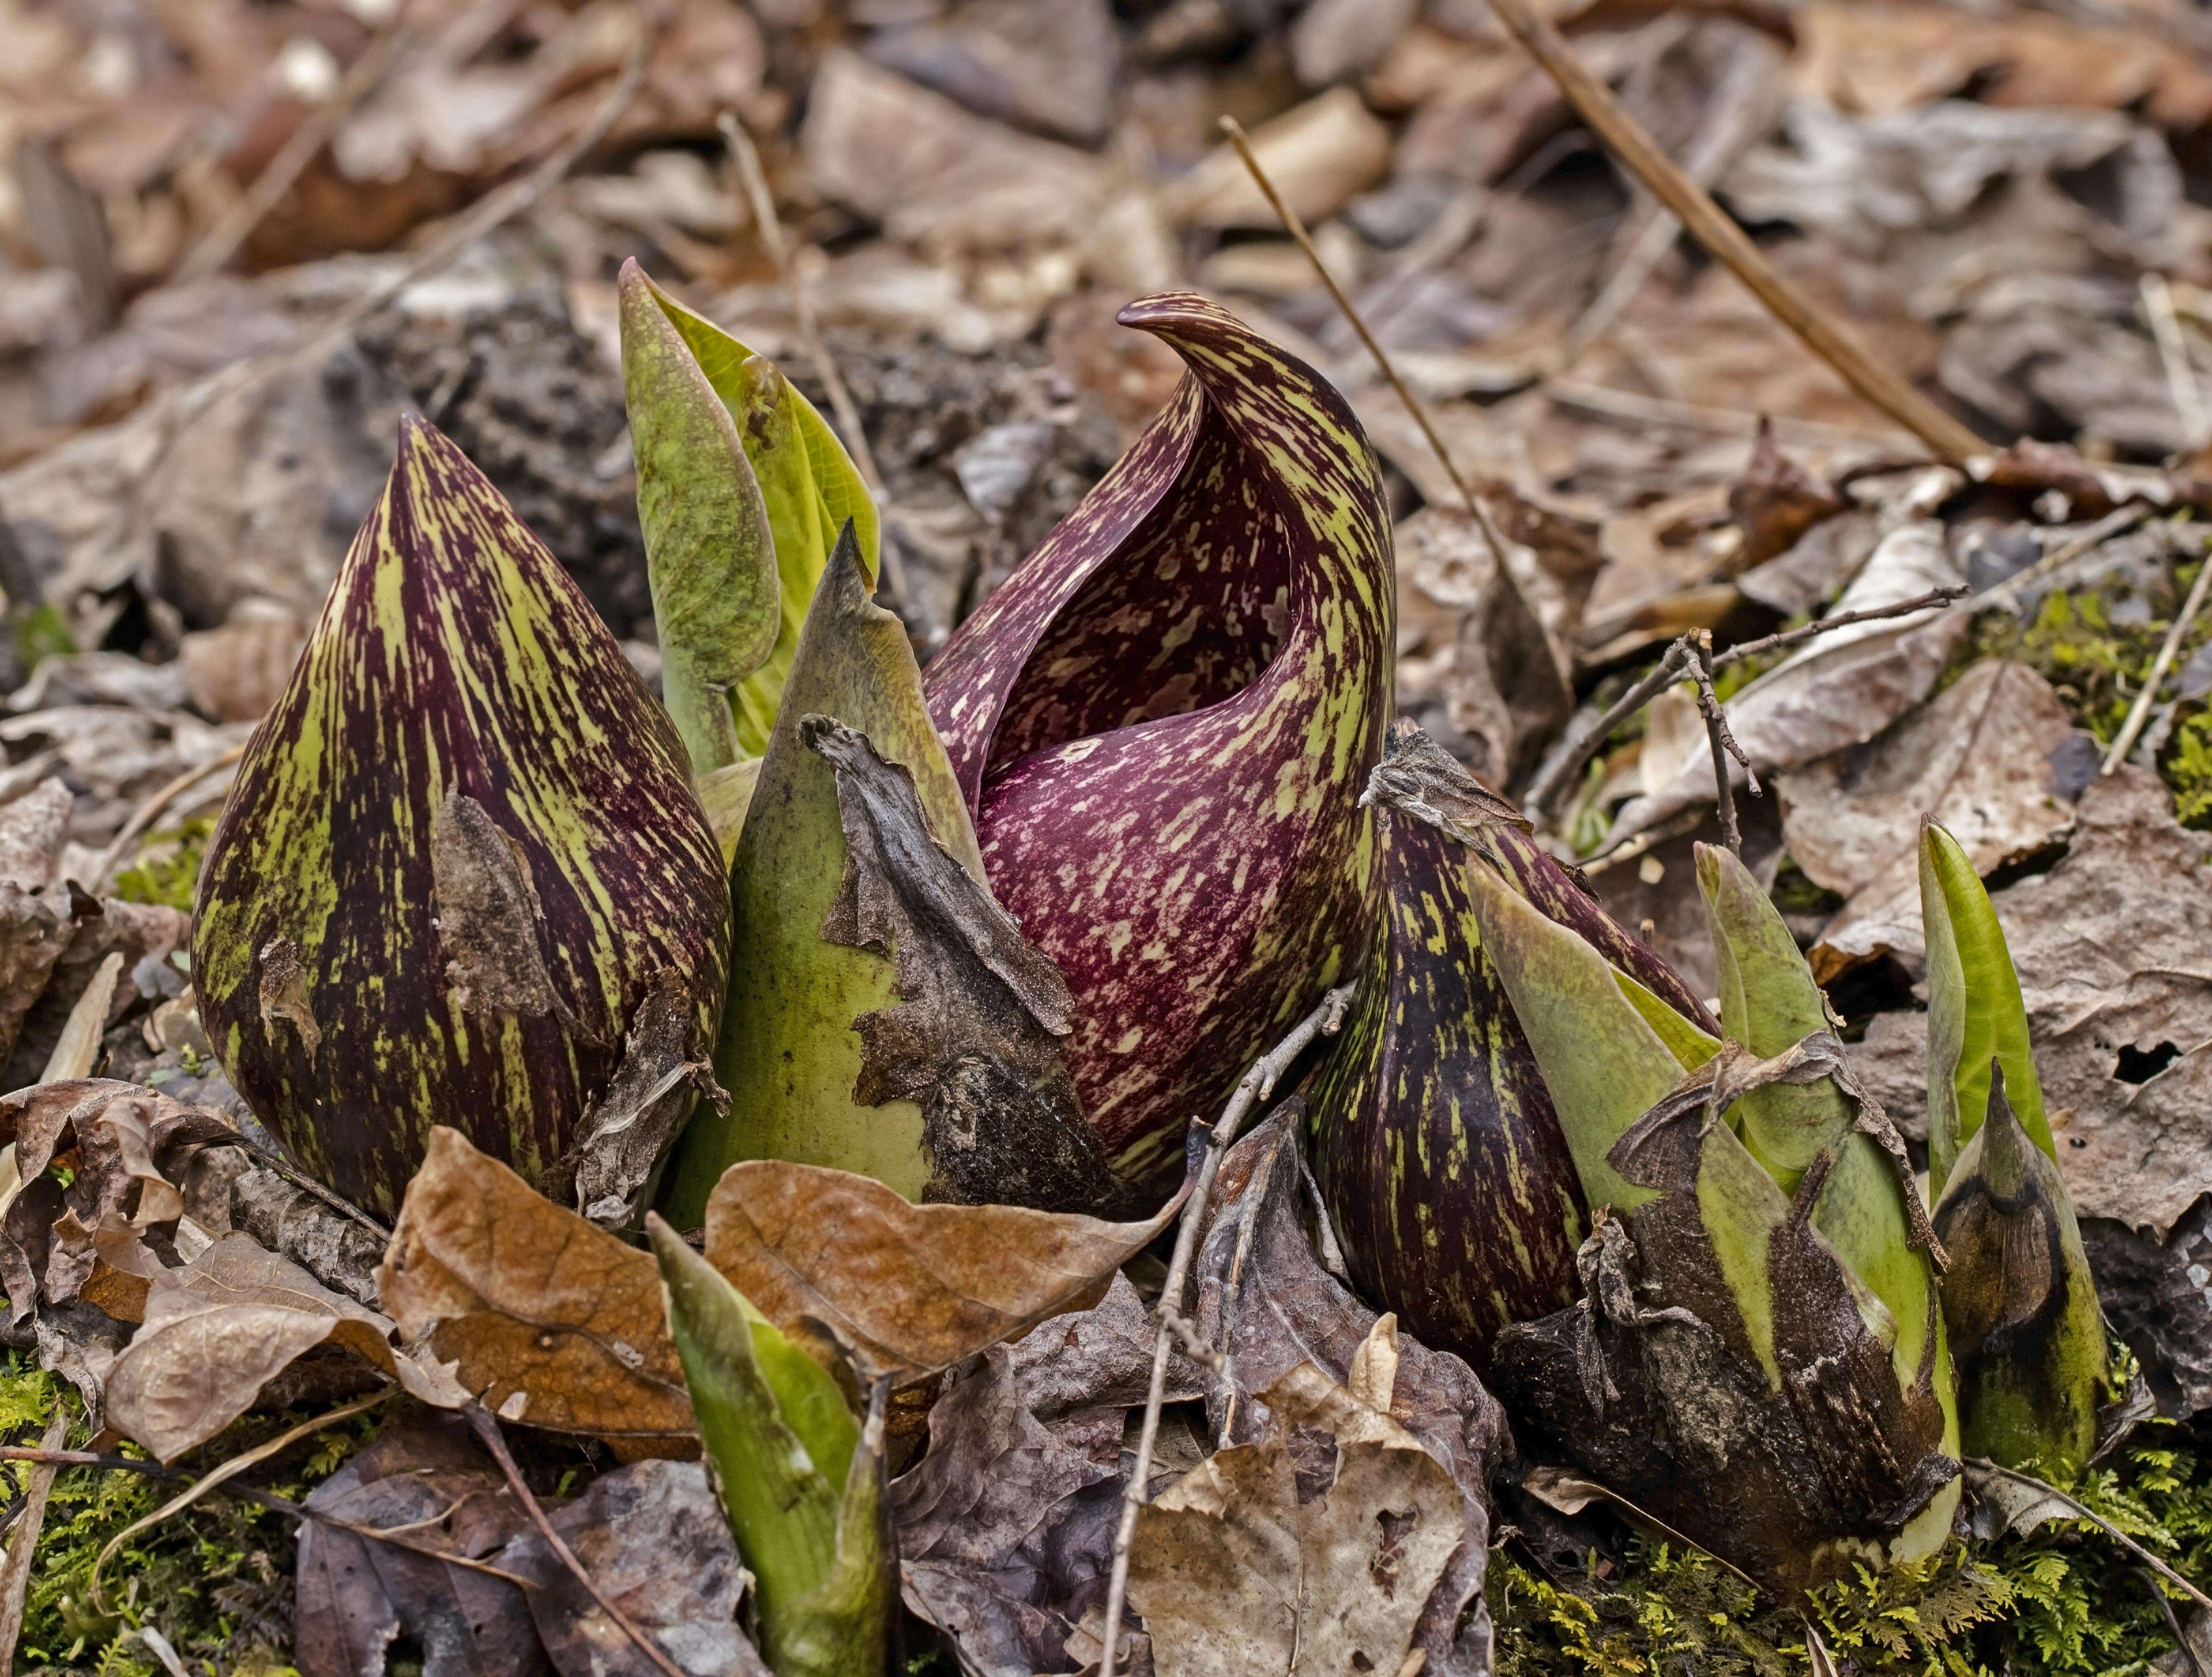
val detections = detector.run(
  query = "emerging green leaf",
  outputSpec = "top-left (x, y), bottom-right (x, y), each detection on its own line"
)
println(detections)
top-left (1932, 1064), bottom-right (2108, 1480)
top-left (1920, 819), bottom-right (2055, 1194)
top-left (194, 417), bottom-right (730, 1218)
top-left (648, 1214), bottom-right (887, 1677)
top-left (618, 263), bottom-right (780, 777)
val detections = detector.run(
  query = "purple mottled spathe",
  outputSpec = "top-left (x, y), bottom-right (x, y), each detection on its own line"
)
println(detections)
top-left (194, 416), bottom-right (731, 1217)
top-left (922, 292), bottom-right (1394, 1192)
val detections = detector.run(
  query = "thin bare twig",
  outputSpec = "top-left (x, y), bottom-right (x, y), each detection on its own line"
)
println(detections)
top-left (2144, 1566), bottom-right (2207, 1677)
top-left (90, 742), bottom-right (247, 890)
top-left (1979, 503), bottom-right (2154, 613)
top-left (1543, 379), bottom-right (1911, 450)
top-left (1216, 114), bottom-right (1546, 642)
top-left (1688, 632), bottom-right (1755, 855)
top-left (90, 1389), bottom-right (392, 1613)
top-left (465, 1404), bottom-right (688, 1677)
top-left (2104, 540), bottom-right (2212, 773)
top-left (2145, 272), bottom-right (2211, 455)
top-left (174, 26), bottom-right (415, 286)
top-left (1712, 585), bottom-right (1969, 668)
top-left (1971, 1458), bottom-right (2212, 1613)
top-left (1098, 983), bottom-right (1356, 1677)
top-left (0, 1409), bottom-right (68, 1673)
top-left (1481, 0), bottom-right (1985, 463)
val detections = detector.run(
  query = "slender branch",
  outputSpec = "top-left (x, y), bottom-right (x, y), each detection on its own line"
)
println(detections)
top-left (1970, 1457), bottom-right (2212, 1613)
top-left (1097, 983), bottom-right (1356, 1677)
top-left (1481, 0), bottom-right (1986, 463)
top-left (173, 25), bottom-right (415, 286)
top-left (1688, 632), bottom-right (1754, 854)
top-left (2104, 540), bottom-right (2212, 773)
top-left (0, 1410), bottom-right (68, 1673)
top-left (1711, 586), bottom-right (1968, 668)
top-left (2144, 1566), bottom-right (2206, 1677)
top-left (1544, 379), bottom-right (1911, 449)
top-left (1216, 114), bottom-right (1545, 648)
top-left (1979, 503), bottom-right (2153, 612)
top-left (464, 1404), bottom-right (688, 1677)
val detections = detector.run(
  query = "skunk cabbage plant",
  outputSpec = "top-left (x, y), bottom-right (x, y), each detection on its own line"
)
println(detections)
top-left (921, 291), bottom-right (1394, 1193)
top-left (649, 1215), bottom-right (890, 1677)
top-left (1467, 842), bottom-right (1959, 1597)
top-left (195, 418), bottom-right (730, 1217)
top-left (618, 259), bottom-right (877, 853)
top-left (1308, 721), bottom-right (1717, 1373)
top-left (1923, 820), bottom-right (2106, 1478)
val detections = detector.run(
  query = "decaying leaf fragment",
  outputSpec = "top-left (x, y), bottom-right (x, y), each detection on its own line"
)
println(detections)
top-left (1126, 1360), bottom-right (1463, 1677)
top-left (704, 1149), bottom-right (1181, 1387)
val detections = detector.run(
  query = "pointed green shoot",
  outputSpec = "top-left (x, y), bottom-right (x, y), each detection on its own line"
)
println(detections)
top-left (622, 261), bottom-right (878, 765)
top-left (648, 1215), bottom-right (882, 1677)
top-left (618, 268), bottom-right (780, 777)
top-left (660, 523), bottom-right (981, 1223)
top-left (1463, 862), bottom-right (1714, 1216)
top-left (1921, 820), bottom-right (2053, 1196)
top-left (1933, 1064), bottom-right (2107, 1481)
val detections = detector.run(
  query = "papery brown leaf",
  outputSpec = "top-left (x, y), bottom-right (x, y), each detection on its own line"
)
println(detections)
top-left (1126, 1361), bottom-right (1462, 1677)
top-left (704, 1152), bottom-right (1182, 1387)
top-left (105, 1233), bottom-right (461, 1461)
top-left (379, 1127), bottom-right (695, 1445)
top-left (1730, 416), bottom-right (1844, 568)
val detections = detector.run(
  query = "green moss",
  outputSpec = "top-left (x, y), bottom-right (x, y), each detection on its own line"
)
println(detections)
top-left (1493, 1419), bottom-right (2212, 1677)
top-left (111, 819), bottom-right (214, 914)
top-left (1962, 552), bottom-right (2212, 827)
top-left (1, 1355), bottom-right (372, 1677)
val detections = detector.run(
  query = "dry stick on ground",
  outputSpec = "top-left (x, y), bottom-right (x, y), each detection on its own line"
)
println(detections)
top-left (173, 25), bottom-right (415, 286)
top-left (0, 1409), bottom-right (68, 1674)
top-left (0, 1443), bottom-right (537, 1586)
top-left (1482, 0), bottom-right (1985, 464)
top-left (2104, 535), bottom-right (2212, 772)
top-left (2144, 1566), bottom-right (2207, 1677)
top-left (1979, 503), bottom-right (2153, 613)
top-left (1687, 630), bottom-right (1756, 855)
top-left (1096, 983), bottom-right (1356, 1677)
top-left (464, 1403), bottom-right (689, 1677)
top-left (2144, 272), bottom-right (2212, 455)
top-left (91, 741), bottom-right (247, 890)
top-left (1216, 115), bottom-right (1544, 633)
top-left (1519, 584), bottom-right (1971, 821)
top-left (1543, 379), bottom-right (1913, 450)
top-left (1971, 1458), bottom-right (2212, 1613)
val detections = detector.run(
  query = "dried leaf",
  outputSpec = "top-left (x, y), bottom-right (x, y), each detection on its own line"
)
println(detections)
top-left (563, 970), bottom-right (728, 1232)
top-left (1783, 660), bottom-right (2079, 980)
top-left (105, 1232), bottom-right (461, 1461)
top-left (703, 1151), bottom-right (1181, 1387)
top-left (380, 1127), bottom-right (695, 1446)
top-left (1731, 418), bottom-right (1844, 568)
top-left (1126, 1361), bottom-right (1463, 1677)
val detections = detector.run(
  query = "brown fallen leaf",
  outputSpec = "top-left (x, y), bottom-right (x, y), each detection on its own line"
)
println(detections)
top-left (1191, 1108), bottom-right (1509, 1677)
top-left (1731, 416), bottom-right (1844, 568)
top-left (1126, 1360), bottom-right (1464, 1677)
top-left (1780, 659), bottom-right (2081, 979)
top-left (379, 1126), bottom-right (696, 1446)
top-left (705, 1150), bottom-right (1183, 1388)
top-left (104, 1232), bottom-right (462, 1461)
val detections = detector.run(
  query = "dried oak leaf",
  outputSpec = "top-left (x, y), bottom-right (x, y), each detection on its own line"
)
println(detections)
top-left (379, 1126), bottom-right (696, 1447)
top-left (805, 714), bottom-right (1141, 1216)
top-left (705, 1150), bottom-right (1182, 1389)
top-left (1126, 1360), bottom-right (1463, 1677)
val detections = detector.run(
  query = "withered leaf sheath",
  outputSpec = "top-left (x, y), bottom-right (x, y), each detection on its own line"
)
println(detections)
top-left (1308, 721), bottom-right (1719, 1374)
top-left (195, 417), bottom-right (731, 1218)
top-left (922, 292), bottom-right (1394, 1194)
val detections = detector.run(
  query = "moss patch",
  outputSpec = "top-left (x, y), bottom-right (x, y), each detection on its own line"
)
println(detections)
top-left (1493, 1419), bottom-right (2212, 1677)
top-left (111, 817), bottom-right (214, 914)
top-left (2, 1356), bottom-right (373, 1677)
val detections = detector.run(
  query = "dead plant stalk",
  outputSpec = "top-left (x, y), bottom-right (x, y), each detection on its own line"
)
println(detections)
top-left (1097, 982), bottom-right (1356, 1677)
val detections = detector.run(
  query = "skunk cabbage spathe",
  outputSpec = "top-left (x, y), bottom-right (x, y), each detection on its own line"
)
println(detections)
top-left (1922, 820), bottom-right (2107, 1478)
top-left (921, 291), bottom-right (1394, 1192)
top-left (1308, 721), bottom-right (1717, 1373)
top-left (195, 417), bottom-right (731, 1217)
top-left (1467, 842), bottom-right (1960, 1597)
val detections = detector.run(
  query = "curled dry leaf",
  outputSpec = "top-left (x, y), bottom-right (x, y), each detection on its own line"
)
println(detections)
top-left (1126, 1360), bottom-right (1463, 1677)
top-left (1780, 660), bottom-right (2079, 980)
top-left (105, 1232), bottom-right (463, 1461)
top-left (704, 1149), bottom-right (1183, 1387)
top-left (379, 1127), bottom-right (696, 1447)
top-left (1730, 417), bottom-right (1844, 569)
